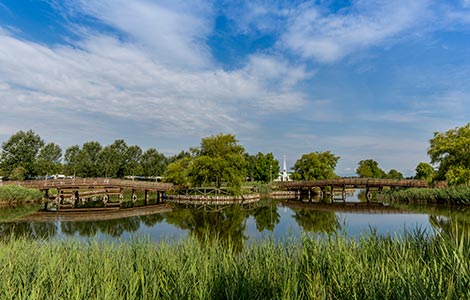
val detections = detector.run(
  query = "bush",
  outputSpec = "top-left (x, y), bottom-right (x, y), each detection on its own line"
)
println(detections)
top-left (0, 185), bottom-right (43, 203)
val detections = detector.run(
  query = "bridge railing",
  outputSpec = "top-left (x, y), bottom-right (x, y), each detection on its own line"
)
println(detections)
top-left (277, 178), bottom-right (428, 189)
top-left (1, 178), bottom-right (174, 191)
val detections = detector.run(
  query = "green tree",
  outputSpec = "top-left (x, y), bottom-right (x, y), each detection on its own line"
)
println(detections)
top-left (1, 130), bottom-right (44, 178)
top-left (99, 140), bottom-right (128, 178)
top-left (164, 157), bottom-right (191, 186)
top-left (76, 141), bottom-right (102, 177)
top-left (9, 166), bottom-right (26, 180)
top-left (292, 151), bottom-right (339, 180)
top-left (246, 152), bottom-right (280, 183)
top-left (428, 123), bottom-right (470, 185)
top-left (415, 162), bottom-right (435, 183)
top-left (124, 145), bottom-right (143, 177)
top-left (140, 148), bottom-right (168, 177)
top-left (386, 169), bottom-right (403, 180)
top-left (356, 159), bottom-right (386, 178)
top-left (35, 142), bottom-right (62, 176)
top-left (64, 145), bottom-right (80, 176)
top-left (189, 134), bottom-right (246, 189)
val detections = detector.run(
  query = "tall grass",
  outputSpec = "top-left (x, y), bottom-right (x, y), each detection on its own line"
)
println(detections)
top-left (381, 185), bottom-right (470, 205)
top-left (1, 231), bottom-right (469, 299)
top-left (0, 185), bottom-right (43, 204)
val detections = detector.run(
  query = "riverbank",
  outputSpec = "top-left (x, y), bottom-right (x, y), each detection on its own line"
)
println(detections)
top-left (0, 185), bottom-right (43, 206)
top-left (1, 231), bottom-right (469, 299)
top-left (381, 185), bottom-right (470, 205)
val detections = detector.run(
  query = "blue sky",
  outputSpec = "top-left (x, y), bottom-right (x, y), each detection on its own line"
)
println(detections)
top-left (0, 0), bottom-right (469, 176)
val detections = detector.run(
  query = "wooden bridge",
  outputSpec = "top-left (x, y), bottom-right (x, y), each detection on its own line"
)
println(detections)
top-left (2, 178), bottom-right (173, 211)
top-left (277, 178), bottom-right (428, 202)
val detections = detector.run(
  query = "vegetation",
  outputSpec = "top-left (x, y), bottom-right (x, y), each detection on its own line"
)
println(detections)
top-left (414, 162), bottom-right (436, 183)
top-left (245, 152), bottom-right (280, 183)
top-left (0, 185), bottom-right (43, 204)
top-left (292, 151), bottom-right (339, 180)
top-left (0, 231), bottom-right (469, 299)
top-left (428, 123), bottom-right (470, 185)
top-left (0, 205), bottom-right (41, 222)
top-left (381, 185), bottom-right (470, 205)
top-left (356, 159), bottom-right (403, 179)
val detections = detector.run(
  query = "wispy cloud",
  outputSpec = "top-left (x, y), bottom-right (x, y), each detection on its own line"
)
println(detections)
top-left (280, 0), bottom-right (430, 63)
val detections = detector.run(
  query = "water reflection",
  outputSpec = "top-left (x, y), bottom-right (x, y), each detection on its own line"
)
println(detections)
top-left (2, 199), bottom-right (470, 242)
top-left (291, 209), bottom-right (340, 233)
top-left (164, 206), bottom-right (248, 252)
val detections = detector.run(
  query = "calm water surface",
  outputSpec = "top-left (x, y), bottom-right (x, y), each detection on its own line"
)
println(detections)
top-left (1, 190), bottom-right (468, 244)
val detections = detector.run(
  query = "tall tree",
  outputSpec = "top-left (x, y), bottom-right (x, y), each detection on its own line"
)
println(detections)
top-left (124, 145), bottom-right (143, 177)
top-left (356, 159), bottom-right (386, 178)
top-left (188, 133), bottom-right (246, 188)
top-left (76, 141), bottom-right (102, 177)
top-left (35, 142), bottom-right (62, 176)
top-left (415, 162), bottom-right (435, 183)
top-left (292, 151), bottom-right (339, 180)
top-left (140, 148), bottom-right (168, 177)
top-left (99, 139), bottom-right (128, 178)
top-left (1, 129), bottom-right (44, 178)
top-left (64, 145), bottom-right (80, 176)
top-left (428, 123), bottom-right (470, 185)
top-left (246, 152), bottom-right (280, 183)
top-left (386, 169), bottom-right (403, 180)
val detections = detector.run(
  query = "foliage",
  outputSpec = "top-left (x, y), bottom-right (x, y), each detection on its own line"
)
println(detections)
top-left (356, 159), bottom-right (386, 178)
top-left (1, 231), bottom-right (470, 299)
top-left (0, 130), bottom-right (45, 178)
top-left (245, 152), bottom-right (280, 183)
top-left (292, 151), bottom-right (339, 180)
top-left (9, 167), bottom-right (26, 180)
top-left (381, 185), bottom-right (470, 205)
top-left (415, 162), bottom-right (435, 183)
top-left (187, 134), bottom-right (246, 189)
top-left (140, 148), bottom-right (168, 177)
top-left (0, 185), bottom-right (43, 203)
top-left (35, 142), bottom-right (62, 176)
top-left (164, 157), bottom-right (191, 186)
top-left (0, 205), bottom-right (40, 222)
top-left (386, 169), bottom-right (403, 179)
top-left (428, 123), bottom-right (470, 185)
top-left (74, 141), bottom-right (103, 177)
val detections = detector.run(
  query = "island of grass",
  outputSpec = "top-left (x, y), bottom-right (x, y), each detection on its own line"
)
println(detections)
top-left (0, 184), bottom-right (43, 205)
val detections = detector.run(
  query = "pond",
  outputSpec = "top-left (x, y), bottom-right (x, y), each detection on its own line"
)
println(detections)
top-left (1, 190), bottom-right (469, 247)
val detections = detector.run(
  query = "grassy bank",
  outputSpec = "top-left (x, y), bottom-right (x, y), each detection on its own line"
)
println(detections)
top-left (1, 231), bottom-right (469, 299)
top-left (0, 185), bottom-right (43, 204)
top-left (381, 185), bottom-right (470, 205)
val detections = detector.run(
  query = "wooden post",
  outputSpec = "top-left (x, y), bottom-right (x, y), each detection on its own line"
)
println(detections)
top-left (342, 187), bottom-right (346, 203)
top-left (308, 188), bottom-right (311, 203)
top-left (144, 190), bottom-right (149, 206)
top-left (131, 189), bottom-right (137, 207)
top-left (119, 188), bottom-right (124, 207)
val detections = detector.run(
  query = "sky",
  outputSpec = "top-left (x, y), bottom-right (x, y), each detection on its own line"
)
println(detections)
top-left (0, 0), bottom-right (469, 177)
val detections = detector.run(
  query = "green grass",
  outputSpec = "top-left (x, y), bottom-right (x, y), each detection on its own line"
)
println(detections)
top-left (0, 185), bottom-right (43, 204)
top-left (0, 205), bottom-right (41, 222)
top-left (1, 231), bottom-right (470, 299)
top-left (381, 185), bottom-right (470, 205)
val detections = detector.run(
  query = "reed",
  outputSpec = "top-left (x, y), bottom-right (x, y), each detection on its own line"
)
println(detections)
top-left (0, 185), bottom-right (43, 204)
top-left (0, 230), bottom-right (469, 299)
top-left (381, 185), bottom-right (470, 205)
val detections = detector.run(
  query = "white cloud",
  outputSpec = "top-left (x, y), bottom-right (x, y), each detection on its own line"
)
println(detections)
top-left (280, 0), bottom-right (430, 63)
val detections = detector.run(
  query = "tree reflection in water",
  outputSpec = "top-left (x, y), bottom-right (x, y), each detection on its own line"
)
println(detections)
top-left (252, 202), bottom-right (280, 231)
top-left (0, 222), bottom-right (57, 240)
top-left (292, 208), bottom-right (340, 233)
top-left (61, 217), bottom-right (142, 238)
top-left (164, 205), bottom-right (248, 253)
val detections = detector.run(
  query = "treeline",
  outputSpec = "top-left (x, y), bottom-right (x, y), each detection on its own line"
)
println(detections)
top-left (0, 130), bottom-right (281, 183)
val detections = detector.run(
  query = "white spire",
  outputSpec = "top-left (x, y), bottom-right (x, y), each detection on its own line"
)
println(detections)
top-left (282, 154), bottom-right (288, 181)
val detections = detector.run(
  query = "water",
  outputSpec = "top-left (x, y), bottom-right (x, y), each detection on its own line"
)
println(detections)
top-left (1, 190), bottom-right (469, 245)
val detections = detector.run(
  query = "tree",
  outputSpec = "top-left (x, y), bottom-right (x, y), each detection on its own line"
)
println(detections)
top-left (188, 134), bottom-right (246, 189)
top-left (99, 139), bottom-right (128, 178)
top-left (64, 145), bottom-right (80, 176)
top-left (428, 123), bottom-right (470, 185)
top-left (246, 152), bottom-right (280, 183)
top-left (356, 159), bottom-right (386, 178)
top-left (124, 145), bottom-right (143, 177)
top-left (415, 162), bottom-right (435, 183)
top-left (140, 148), bottom-right (168, 177)
top-left (292, 151), bottom-right (339, 180)
top-left (1, 130), bottom-right (44, 178)
top-left (386, 169), bottom-right (403, 180)
top-left (35, 142), bottom-right (62, 176)
top-left (164, 157), bottom-right (191, 186)
top-left (76, 141), bottom-right (102, 177)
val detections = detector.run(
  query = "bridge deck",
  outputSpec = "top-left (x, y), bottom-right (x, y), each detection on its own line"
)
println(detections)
top-left (278, 178), bottom-right (428, 189)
